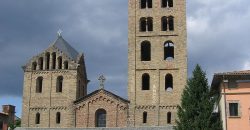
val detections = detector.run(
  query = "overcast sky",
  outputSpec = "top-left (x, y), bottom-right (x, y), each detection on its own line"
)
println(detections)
top-left (1, 0), bottom-right (250, 117)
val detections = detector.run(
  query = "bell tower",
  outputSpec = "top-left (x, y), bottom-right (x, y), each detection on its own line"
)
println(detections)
top-left (128, 0), bottom-right (187, 126)
top-left (21, 34), bottom-right (88, 128)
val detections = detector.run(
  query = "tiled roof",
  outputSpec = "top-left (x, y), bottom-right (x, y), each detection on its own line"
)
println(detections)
top-left (51, 36), bottom-right (79, 60)
top-left (74, 89), bottom-right (129, 104)
top-left (215, 70), bottom-right (250, 75)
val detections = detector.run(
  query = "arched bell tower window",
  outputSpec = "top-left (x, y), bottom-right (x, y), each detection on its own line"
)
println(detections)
top-left (35, 113), bottom-right (40, 124)
top-left (52, 52), bottom-right (56, 69)
top-left (168, 16), bottom-right (174, 31)
top-left (164, 41), bottom-right (174, 60)
top-left (56, 76), bottom-right (63, 93)
top-left (141, 0), bottom-right (152, 9)
top-left (165, 74), bottom-right (173, 91)
top-left (161, 16), bottom-right (168, 31)
top-left (57, 56), bottom-right (62, 69)
top-left (140, 17), bottom-right (153, 32)
top-left (147, 17), bottom-right (153, 31)
top-left (32, 62), bottom-right (37, 70)
top-left (95, 109), bottom-right (106, 127)
top-left (45, 52), bottom-right (50, 70)
top-left (162, 0), bottom-right (173, 8)
top-left (36, 77), bottom-right (43, 93)
top-left (140, 17), bottom-right (147, 32)
top-left (64, 61), bottom-right (68, 69)
top-left (38, 57), bottom-right (43, 70)
top-left (142, 73), bottom-right (150, 90)
top-left (141, 41), bottom-right (151, 61)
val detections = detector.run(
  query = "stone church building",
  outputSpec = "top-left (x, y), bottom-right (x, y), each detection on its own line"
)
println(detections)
top-left (21, 0), bottom-right (187, 128)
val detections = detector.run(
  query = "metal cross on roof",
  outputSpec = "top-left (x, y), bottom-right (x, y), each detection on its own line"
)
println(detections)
top-left (57, 29), bottom-right (63, 37)
top-left (98, 75), bottom-right (106, 89)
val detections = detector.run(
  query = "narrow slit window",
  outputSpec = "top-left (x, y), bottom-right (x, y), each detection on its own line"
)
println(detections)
top-left (143, 112), bottom-right (147, 123)
top-left (56, 76), bottom-right (63, 93)
top-left (35, 113), bottom-right (40, 124)
top-left (147, 17), bottom-right (153, 31)
top-left (64, 61), bottom-right (68, 69)
top-left (168, 16), bottom-right (174, 31)
top-left (141, 41), bottom-right (151, 61)
top-left (36, 77), bottom-right (43, 93)
top-left (167, 112), bottom-right (171, 124)
top-left (52, 52), bottom-right (56, 69)
top-left (45, 52), bottom-right (50, 70)
top-left (38, 57), bottom-right (43, 70)
top-left (56, 112), bottom-right (61, 124)
top-left (32, 62), bottom-right (37, 70)
top-left (142, 73), bottom-right (150, 90)
top-left (58, 57), bottom-right (62, 69)
top-left (162, 16), bottom-right (168, 31)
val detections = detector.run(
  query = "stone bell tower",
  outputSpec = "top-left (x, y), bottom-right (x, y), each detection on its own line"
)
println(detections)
top-left (21, 33), bottom-right (88, 128)
top-left (128, 0), bottom-right (187, 126)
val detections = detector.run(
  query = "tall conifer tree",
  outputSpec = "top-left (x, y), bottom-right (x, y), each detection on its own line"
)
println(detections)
top-left (175, 65), bottom-right (222, 130)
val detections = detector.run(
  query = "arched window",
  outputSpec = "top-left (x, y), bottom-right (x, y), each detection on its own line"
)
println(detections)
top-left (143, 112), bottom-right (147, 123)
top-left (161, 17), bottom-right (168, 31)
top-left (38, 57), bottom-right (43, 70)
top-left (32, 62), bottom-right (37, 70)
top-left (35, 113), bottom-right (40, 124)
top-left (167, 112), bottom-right (171, 124)
top-left (45, 52), bottom-right (50, 70)
top-left (142, 73), bottom-right (150, 90)
top-left (58, 56), bottom-right (62, 69)
top-left (168, 16), bottom-right (174, 31)
top-left (95, 109), bottom-right (106, 127)
top-left (64, 61), bottom-right (68, 69)
top-left (56, 112), bottom-right (61, 124)
top-left (164, 41), bottom-right (174, 60)
top-left (147, 17), bottom-right (153, 31)
top-left (140, 17), bottom-right (153, 32)
top-left (141, 0), bottom-right (152, 9)
top-left (56, 76), bottom-right (63, 93)
top-left (141, 41), bottom-right (151, 61)
top-left (162, 0), bottom-right (173, 8)
top-left (165, 74), bottom-right (173, 91)
top-left (52, 52), bottom-right (56, 69)
top-left (140, 17), bottom-right (147, 32)
top-left (36, 77), bottom-right (43, 93)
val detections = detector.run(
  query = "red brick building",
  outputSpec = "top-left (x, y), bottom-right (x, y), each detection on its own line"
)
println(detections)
top-left (0, 105), bottom-right (15, 130)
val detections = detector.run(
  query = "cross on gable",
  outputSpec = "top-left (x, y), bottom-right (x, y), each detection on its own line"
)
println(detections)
top-left (98, 75), bottom-right (106, 89)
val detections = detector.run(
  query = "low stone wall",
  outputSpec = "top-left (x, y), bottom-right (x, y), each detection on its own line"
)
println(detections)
top-left (16, 126), bottom-right (173, 130)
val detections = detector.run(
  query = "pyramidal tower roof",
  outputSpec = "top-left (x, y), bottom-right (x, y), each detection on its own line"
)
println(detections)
top-left (51, 35), bottom-right (79, 60)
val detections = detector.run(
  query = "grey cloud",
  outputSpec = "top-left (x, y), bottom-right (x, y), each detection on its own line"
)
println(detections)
top-left (1, 0), bottom-right (250, 98)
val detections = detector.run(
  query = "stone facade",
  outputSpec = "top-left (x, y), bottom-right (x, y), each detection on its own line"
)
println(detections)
top-left (21, 0), bottom-right (187, 128)
top-left (21, 36), bottom-right (130, 128)
top-left (21, 36), bottom-right (88, 128)
top-left (128, 0), bottom-right (187, 126)
top-left (75, 89), bottom-right (129, 128)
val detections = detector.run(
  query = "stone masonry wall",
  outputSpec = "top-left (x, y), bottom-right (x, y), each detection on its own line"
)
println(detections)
top-left (128, 0), bottom-right (187, 126)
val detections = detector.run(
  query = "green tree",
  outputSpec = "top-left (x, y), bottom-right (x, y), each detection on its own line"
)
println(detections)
top-left (8, 119), bottom-right (21, 130)
top-left (175, 64), bottom-right (222, 130)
